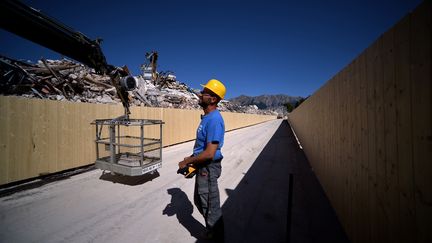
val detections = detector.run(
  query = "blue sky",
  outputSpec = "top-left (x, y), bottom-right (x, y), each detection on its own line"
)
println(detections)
top-left (0, 0), bottom-right (421, 99)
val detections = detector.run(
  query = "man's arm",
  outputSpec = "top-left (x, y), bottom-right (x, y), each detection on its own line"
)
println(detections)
top-left (178, 142), bottom-right (218, 169)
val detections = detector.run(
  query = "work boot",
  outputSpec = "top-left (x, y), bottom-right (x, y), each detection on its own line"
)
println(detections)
top-left (199, 229), bottom-right (224, 242)
top-left (212, 217), bottom-right (225, 242)
top-left (199, 226), bottom-right (224, 242)
top-left (198, 229), bottom-right (214, 241)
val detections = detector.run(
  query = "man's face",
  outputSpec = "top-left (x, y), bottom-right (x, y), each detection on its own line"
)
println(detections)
top-left (198, 89), bottom-right (216, 108)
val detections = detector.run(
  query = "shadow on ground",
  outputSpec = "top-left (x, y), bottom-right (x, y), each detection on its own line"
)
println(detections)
top-left (163, 188), bottom-right (215, 243)
top-left (0, 165), bottom-right (96, 197)
top-left (99, 170), bottom-right (160, 186)
top-left (221, 120), bottom-right (350, 243)
top-left (160, 120), bottom-right (348, 243)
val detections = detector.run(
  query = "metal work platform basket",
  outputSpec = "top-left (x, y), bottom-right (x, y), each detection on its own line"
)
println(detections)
top-left (91, 118), bottom-right (164, 176)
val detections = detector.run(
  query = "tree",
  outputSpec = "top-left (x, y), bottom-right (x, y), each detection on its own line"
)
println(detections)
top-left (294, 96), bottom-right (309, 108)
top-left (285, 102), bottom-right (294, 113)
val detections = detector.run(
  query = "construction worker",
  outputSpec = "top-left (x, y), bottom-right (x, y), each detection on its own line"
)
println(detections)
top-left (178, 79), bottom-right (226, 241)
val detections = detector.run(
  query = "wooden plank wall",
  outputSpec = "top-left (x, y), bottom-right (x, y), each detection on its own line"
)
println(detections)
top-left (0, 96), bottom-right (275, 185)
top-left (288, 1), bottom-right (431, 242)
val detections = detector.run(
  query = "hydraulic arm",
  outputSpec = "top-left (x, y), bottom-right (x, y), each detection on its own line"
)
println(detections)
top-left (0, 0), bottom-right (135, 117)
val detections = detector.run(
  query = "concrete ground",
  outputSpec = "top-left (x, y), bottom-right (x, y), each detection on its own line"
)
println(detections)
top-left (0, 119), bottom-right (349, 243)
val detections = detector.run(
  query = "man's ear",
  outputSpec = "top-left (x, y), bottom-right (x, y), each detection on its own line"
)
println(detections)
top-left (211, 96), bottom-right (219, 104)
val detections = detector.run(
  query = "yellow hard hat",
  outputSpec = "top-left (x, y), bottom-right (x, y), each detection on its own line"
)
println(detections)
top-left (200, 79), bottom-right (226, 99)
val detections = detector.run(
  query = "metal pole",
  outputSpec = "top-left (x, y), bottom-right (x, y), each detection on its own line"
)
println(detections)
top-left (140, 123), bottom-right (144, 166)
top-left (159, 123), bottom-right (163, 163)
top-left (95, 123), bottom-right (99, 160)
top-left (117, 124), bottom-right (120, 155)
top-left (109, 125), bottom-right (116, 165)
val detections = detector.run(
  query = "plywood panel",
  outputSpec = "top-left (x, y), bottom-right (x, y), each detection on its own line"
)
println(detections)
top-left (382, 26), bottom-right (400, 242)
top-left (44, 100), bottom-right (59, 173)
top-left (348, 61), bottom-right (355, 240)
top-left (357, 51), bottom-right (370, 242)
top-left (410, 1), bottom-right (432, 241)
top-left (394, 14), bottom-right (416, 243)
top-left (333, 72), bottom-right (343, 224)
top-left (162, 108), bottom-right (201, 146)
top-left (31, 99), bottom-right (50, 176)
top-left (350, 57), bottom-right (361, 242)
top-left (287, 2), bottom-right (430, 242)
top-left (322, 82), bottom-right (331, 192)
top-left (70, 102), bottom-right (80, 168)
top-left (56, 101), bottom-right (67, 171)
top-left (328, 77), bottom-right (336, 205)
top-left (340, 67), bottom-right (350, 235)
top-left (10, 97), bottom-right (33, 181)
top-left (0, 97), bottom-right (10, 185)
top-left (365, 42), bottom-right (379, 243)
top-left (373, 36), bottom-right (388, 242)
top-left (79, 102), bottom-right (97, 166)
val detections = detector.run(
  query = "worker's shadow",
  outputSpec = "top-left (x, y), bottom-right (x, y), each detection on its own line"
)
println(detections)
top-left (163, 188), bottom-right (208, 241)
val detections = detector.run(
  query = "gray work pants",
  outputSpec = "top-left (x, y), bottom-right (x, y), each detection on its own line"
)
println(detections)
top-left (194, 159), bottom-right (222, 229)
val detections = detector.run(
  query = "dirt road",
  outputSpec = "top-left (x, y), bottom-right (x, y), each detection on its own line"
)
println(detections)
top-left (0, 119), bottom-right (283, 243)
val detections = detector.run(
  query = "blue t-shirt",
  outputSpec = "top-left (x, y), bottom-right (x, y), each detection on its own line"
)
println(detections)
top-left (193, 109), bottom-right (225, 160)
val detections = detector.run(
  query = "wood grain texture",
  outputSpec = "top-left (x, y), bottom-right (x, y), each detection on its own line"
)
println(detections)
top-left (0, 96), bottom-right (275, 185)
top-left (288, 2), bottom-right (430, 242)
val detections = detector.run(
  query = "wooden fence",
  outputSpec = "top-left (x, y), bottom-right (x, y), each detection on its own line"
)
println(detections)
top-left (0, 96), bottom-right (275, 185)
top-left (288, 1), bottom-right (431, 242)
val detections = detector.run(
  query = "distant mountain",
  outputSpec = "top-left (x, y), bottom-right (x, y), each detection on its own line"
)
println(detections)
top-left (229, 94), bottom-right (303, 110)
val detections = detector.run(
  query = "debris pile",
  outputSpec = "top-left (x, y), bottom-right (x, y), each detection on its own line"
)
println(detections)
top-left (0, 55), bottom-right (277, 115)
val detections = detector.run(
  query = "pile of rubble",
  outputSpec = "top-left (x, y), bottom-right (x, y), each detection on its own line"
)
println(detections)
top-left (0, 55), bottom-right (276, 115)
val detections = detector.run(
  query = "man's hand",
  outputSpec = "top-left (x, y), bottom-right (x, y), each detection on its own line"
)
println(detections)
top-left (178, 157), bottom-right (192, 169)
